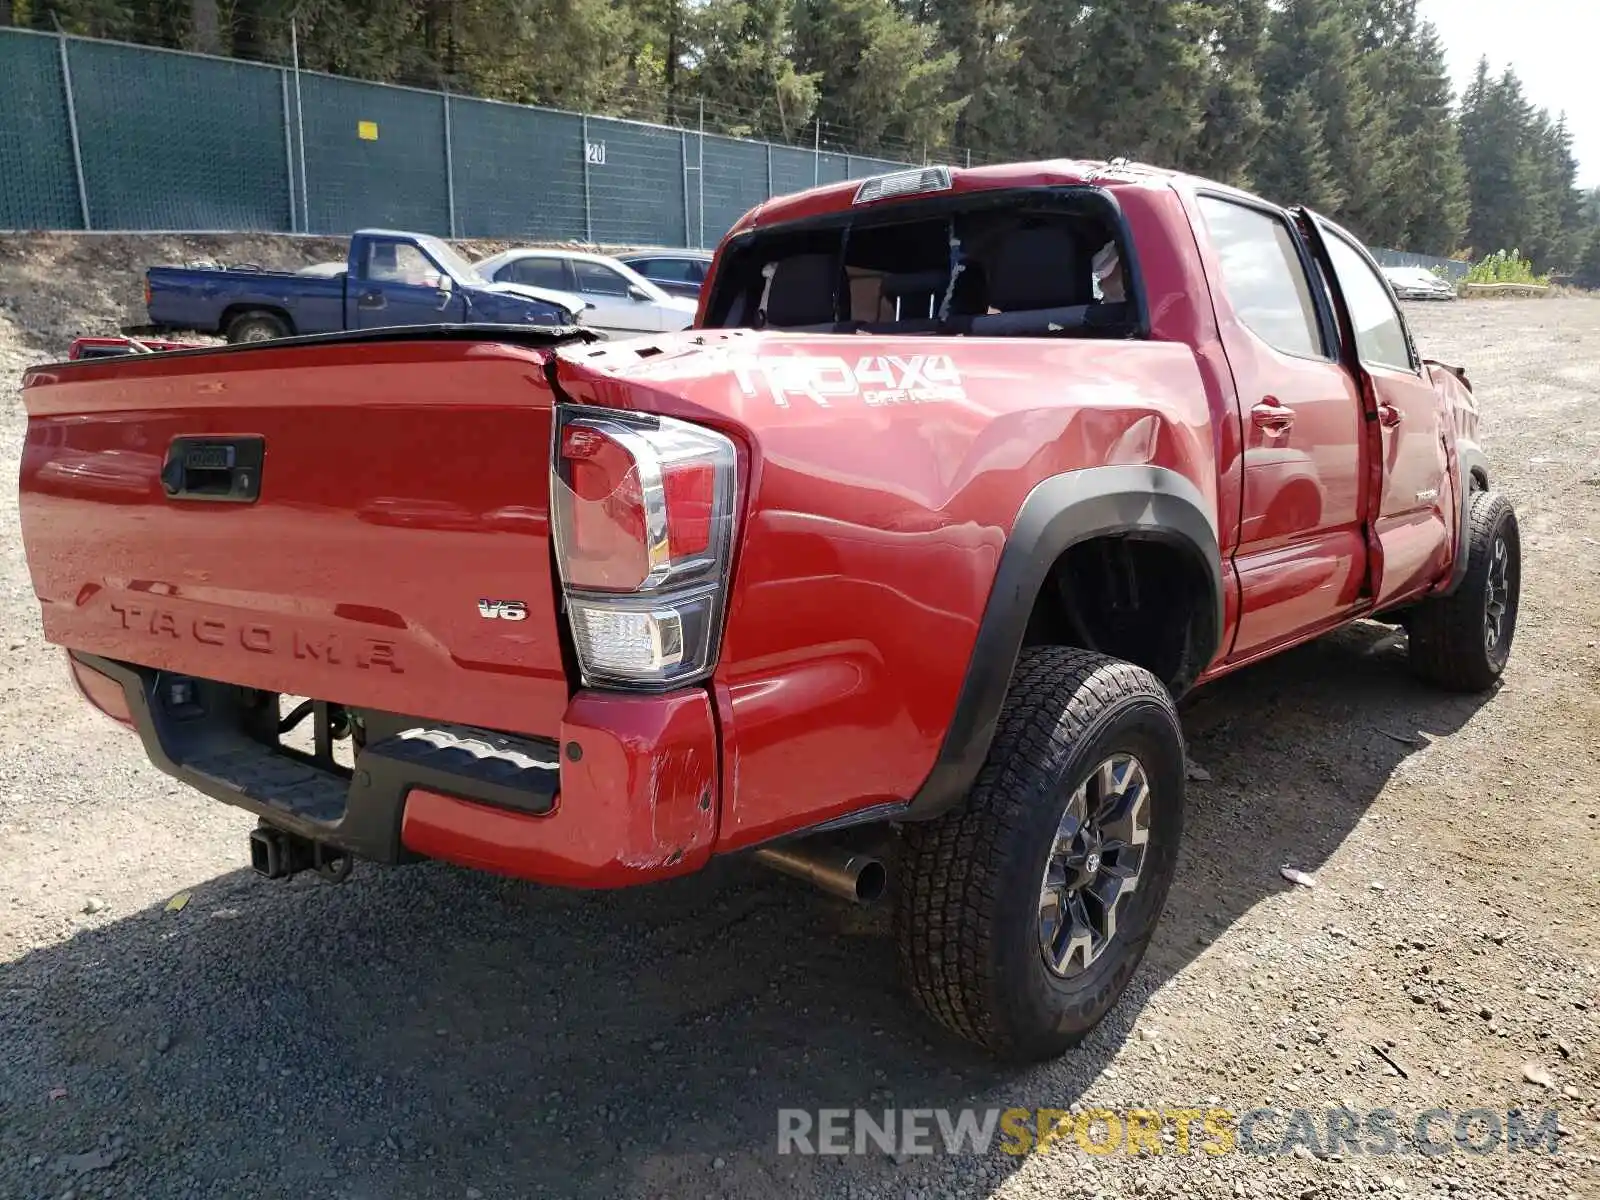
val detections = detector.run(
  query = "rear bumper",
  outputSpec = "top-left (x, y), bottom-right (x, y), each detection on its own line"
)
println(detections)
top-left (401, 690), bottom-right (719, 886)
top-left (71, 653), bottom-right (719, 888)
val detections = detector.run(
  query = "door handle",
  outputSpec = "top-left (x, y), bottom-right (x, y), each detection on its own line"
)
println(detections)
top-left (358, 290), bottom-right (385, 310)
top-left (1378, 403), bottom-right (1403, 428)
top-left (1251, 399), bottom-right (1295, 435)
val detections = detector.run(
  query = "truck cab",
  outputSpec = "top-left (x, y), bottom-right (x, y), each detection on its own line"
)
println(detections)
top-left (352, 234), bottom-right (467, 327)
top-left (344, 230), bottom-right (589, 333)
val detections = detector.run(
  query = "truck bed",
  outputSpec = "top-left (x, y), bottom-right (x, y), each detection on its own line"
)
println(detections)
top-left (146, 263), bottom-right (346, 335)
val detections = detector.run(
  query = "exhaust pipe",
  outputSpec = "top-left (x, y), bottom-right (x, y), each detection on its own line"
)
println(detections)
top-left (753, 840), bottom-right (887, 905)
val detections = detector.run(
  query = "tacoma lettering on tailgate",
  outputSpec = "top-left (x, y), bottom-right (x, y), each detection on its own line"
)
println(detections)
top-left (109, 603), bottom-right (404, 672)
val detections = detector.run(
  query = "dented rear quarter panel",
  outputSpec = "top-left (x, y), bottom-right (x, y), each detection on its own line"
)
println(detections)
top-left (557, 177), bottom-right (1241, 848)
top-left (1424, 359), bottom-right (1483, 581)
top-left (556, 192), bottom-right (1234, 848)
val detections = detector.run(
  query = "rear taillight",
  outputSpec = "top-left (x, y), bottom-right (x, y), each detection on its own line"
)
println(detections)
top-left (551, 405), bottom-right (737, 689)
top-left (144, 276), bottom-right (152, 308)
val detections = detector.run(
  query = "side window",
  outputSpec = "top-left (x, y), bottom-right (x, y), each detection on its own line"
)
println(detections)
top-left (572, 261), bottom-right (632, 297)
top-left (1197, 196), bottom-right (1326, 360)
top-left (366, 242), bottom-right (439, 287)
top-left (638, 258), bottom-right (697, 284)
top-left (506, 257), bottom-right (571, 290)
top-left (1323, 234), bottom-right (1415, 371)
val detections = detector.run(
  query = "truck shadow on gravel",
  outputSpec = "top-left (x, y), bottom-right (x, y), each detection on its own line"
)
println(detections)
top-left (0, 623), bottom-right (1496, 1199)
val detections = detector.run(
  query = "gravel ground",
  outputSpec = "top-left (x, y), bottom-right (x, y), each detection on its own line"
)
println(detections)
top-left (1, 237), bottom-right (1597, 1200)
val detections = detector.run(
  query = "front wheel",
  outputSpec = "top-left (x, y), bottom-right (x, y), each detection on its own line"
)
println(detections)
top-left (896, 647), bottom-right (1185, 1061)
top-left (1407, 489), bottom-right (1521, 691)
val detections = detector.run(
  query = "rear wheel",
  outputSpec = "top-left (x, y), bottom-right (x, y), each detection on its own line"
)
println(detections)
top-left (225, 310), bottom-right (291, 344)
top-left (896, 647), bottom-right (1185, 1061)
top-left (1407, 489), bottom-right (1520, 691)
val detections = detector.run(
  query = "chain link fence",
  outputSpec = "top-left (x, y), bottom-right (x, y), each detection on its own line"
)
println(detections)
top-left (0, 26), bottom-right (911, 246)
top-left (1, 26), bottom-right (1472, 275)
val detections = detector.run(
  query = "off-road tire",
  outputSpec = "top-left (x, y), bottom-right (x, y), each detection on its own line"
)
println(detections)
top-left (225, 310), bottom-right (291, 344)
top-left (1407, 489), bottom-right (1520, 692)
top-left (896, 647), bottom-right (1185, 1061)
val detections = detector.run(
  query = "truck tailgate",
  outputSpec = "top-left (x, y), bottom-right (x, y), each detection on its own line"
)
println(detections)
top-left (19, 335), bottom-right (572, 738)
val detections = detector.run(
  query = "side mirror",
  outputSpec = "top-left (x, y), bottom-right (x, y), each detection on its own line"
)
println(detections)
top-left (627, 285), bottom-right (650, 302)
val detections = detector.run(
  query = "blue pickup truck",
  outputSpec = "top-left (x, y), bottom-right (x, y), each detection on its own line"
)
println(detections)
top-left (144, 229), bottom-right (591, 343)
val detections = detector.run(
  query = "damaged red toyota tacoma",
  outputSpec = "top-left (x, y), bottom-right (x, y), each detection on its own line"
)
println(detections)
top-left (18, 161), bottom-right (1519, 1061)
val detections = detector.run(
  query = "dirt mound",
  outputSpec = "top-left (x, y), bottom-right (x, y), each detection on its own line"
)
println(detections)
top-left (0, 231), bottom-right (639, 367)
top-left (0, 232), bottom-right (348, 357)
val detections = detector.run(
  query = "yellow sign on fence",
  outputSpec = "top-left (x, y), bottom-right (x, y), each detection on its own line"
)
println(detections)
top-left (357, 120), bottom-right (378, 141)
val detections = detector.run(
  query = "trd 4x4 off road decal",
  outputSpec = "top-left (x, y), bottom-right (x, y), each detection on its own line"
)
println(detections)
top-left (733, 354), bottom-right (967, 408)
top-left (618, 345), bottom-right (968, 409)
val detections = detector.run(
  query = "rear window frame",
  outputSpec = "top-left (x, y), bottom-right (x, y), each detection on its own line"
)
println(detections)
top-left (703, 185), bottom-right (1151, 339)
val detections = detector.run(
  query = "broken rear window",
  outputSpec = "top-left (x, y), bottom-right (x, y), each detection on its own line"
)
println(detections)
top-left (703, 188), bottom-right (1140, 340)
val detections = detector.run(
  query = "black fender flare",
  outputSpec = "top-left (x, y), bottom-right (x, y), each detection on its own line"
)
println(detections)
top-left (1443, 444), bottom-right (1489, 595)
top-left (904, 464), bottom-right (1224, 820)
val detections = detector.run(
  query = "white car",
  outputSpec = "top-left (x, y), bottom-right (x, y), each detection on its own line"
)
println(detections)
top-left (473, 249), bottom-right (699, 337)
top-left (1380, 265), bottom-right (1457, 301)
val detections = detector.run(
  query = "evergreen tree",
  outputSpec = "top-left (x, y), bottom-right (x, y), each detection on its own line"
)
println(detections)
top-left (1252, 83), bottom-right (1343, 212)
top-left (1528, 115), bottom-right (1586, 271)
top-left (922, 0), bottom-right (1020, 161)
top-left (1349, 0), bottom-right (1419, 246)
top-left (689, 1), bottom-right (818, 141)
top-left (1057, 0), bottom-right (1210, 166)
top-left (451, 0), bottom-right (641, 112)
top-left (1460, 64), bottom-right (1542, 261)
top-left (1008, 0), bottom-right (1089, 158)
top-left (188, 0), bottom-right (218, 52)
top-left (1390, 20), bottom-right (1467, 255)
top-left (1190, 0), bottom-right (1268, 187)
top-left (792, 0), bottom-right (961, 155)
top-left (1256, 0), bottom-right (1389, 235)
top-left (1577, 189), bottom-right (1600, 287)
top-left (1352, 0), bottom-right (1416, 56)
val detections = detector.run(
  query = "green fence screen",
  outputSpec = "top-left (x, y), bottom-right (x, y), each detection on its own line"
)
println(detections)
top-left (0, 26), bottom-right (923, 247)
top-left (0, 32), bottom-right (81, 229)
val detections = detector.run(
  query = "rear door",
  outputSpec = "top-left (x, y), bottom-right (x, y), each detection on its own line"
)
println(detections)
top-left (630, 257), bottom-right (705, 299)
top-left (1191, 193), bottom-right (1370, 661)
top-left (499, 255), bottom-right (575, 294)
top-left (352, 239), bottom-right (466, 329)
top-left (1311, 221), bottom-right (1452, 607)
top-left (570, 259), bottom-right (660, 333)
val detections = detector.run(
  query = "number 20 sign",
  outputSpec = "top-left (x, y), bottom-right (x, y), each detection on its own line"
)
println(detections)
top-left (585, 142), bottom-right (606, 166)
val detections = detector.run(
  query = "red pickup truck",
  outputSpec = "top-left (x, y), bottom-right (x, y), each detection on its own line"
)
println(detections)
top-left (18, 160), bottom-right (1518, 1061)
